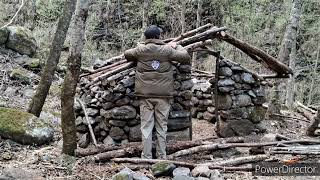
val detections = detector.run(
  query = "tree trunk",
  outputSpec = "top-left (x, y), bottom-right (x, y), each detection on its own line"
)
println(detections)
top-left (61, 0), bottom-right (90, 155)
top-left (140, 0), bottom-right (149, 40)
top-left (181, 0), bottom-right (186, 33)
top-left (192, 0), bottom-right (202, 69)
top-left (272, 0), bottom-right (302, 112)
top-left (27, 0), bottom-right (77, 117)
top-left (307, 45), bottom-right (320, 106)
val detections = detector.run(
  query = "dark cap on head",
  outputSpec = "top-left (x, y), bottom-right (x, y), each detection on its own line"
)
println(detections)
top-left (144, 25), bottom-right (162, 39)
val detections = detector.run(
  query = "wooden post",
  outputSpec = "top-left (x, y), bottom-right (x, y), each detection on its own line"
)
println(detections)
top-left (214, 52), bottom-right (220, 132)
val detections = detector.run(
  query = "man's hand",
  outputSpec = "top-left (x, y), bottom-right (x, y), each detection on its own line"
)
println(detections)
top-left (167, 42), bottom-right (177, 49)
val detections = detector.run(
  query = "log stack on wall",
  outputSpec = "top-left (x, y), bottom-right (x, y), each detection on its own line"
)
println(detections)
top-left (215, 59), bottom-right (268, 137)
top-left (75, 64), bottom-right (193, 148)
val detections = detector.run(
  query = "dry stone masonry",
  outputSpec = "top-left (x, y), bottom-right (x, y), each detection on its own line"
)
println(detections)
top-left (75, 63), bottom-right (193, 148)
top-left (215, 59), bottom-right (267, 137)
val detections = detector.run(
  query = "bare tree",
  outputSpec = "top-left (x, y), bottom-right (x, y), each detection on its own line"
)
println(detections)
top-left (181, 0), bottom-right (186, 33)
top-left (270, 0), bottom-right (302, 112)
top-left (61, 0), bottom-right (90, 155)
top-left (307, 45), bottom-right (320, 106)
top-left (192, 0), bottom-right (202, 69)
top-left (28, 0), bottom-right (77, 117)
top-left (140, 0), bottom-right (149, 40)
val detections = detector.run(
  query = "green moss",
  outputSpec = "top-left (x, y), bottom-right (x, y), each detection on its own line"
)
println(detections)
top-left (0, 107), bottom-right (33, 135)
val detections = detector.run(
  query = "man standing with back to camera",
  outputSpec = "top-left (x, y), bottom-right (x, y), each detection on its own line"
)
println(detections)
top-left (124, 26), bottom-right (191, 159)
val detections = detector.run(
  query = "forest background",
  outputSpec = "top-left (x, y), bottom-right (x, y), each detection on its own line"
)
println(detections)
top-left (1, 0), bottom-right (319, 107)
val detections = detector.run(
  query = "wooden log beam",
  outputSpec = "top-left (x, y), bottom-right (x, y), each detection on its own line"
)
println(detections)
top-left (218, 33), bottom-right (293, 75)
top-left (86, 59), bottom-right (127, 79)
top-left (179, 27), bottom-right (227, 46)
top-left (167, 139), bottom-right (320, 159)
top-left (172, 23), bottom-right (213, 42)
top-left (203, 155), bottom-right (269, 166)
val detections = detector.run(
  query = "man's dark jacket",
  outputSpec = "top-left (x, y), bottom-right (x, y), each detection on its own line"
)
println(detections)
top-left (124, 39), bottom-right (191, 98)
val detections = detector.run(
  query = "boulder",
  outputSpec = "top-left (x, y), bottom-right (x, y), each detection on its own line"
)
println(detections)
top-left (102, 106), bottom-right (137, 120)
top-left (78, 133), bottom-right (90, 148)
top-left (203, 111), bottom-right (214, 121)
top-left (248, 106), bottom-right (267, 123)
top-left (233, 94), bottom-right (252, 107)
top-left (168, 117), bottom-right (190, 131)
top-left (109, 120), bottom-right (127, 127)
top-left (173, 175), bottom-right (195, 180)
top-left (114, 84), bottom-right (126, 93)
top-left (120, 76), bottom-right (135, 88)
top-left (218, 86), bottom-right (234, 93)
top-left (87, 108), bottom-right (99, 116)
top-left (180, 90), bottom-right (193, 100)
top-left (0, 167), bottom-right (44, 180)
top-left (0, 28), bottom-right (9, 44)
top-left (173, 167), bottom-right (191, 177)
top-left (191, 165), bottom-right (210, 177)
top-left (217, 94), bottom-right (232, 110)
top-left (103, 136), bottom-right (116, 146)
top-left (219, 67), bottom-right (232, 77)
top-left (181, 80), bottom-right (194, 90)
top-left (217, 79), bottom-right (235, 87)
top-left (151, 162), bottom-right (176, 177)
top-left (116, 96), bottom-right (131, 106)
top-left (241, 73), bottom-right (255, 84)
top-left (208, 170), bottom-right (223, 180)
top-left (0, 107), bottom-right (54, 145)
top-left (178, 65), bottom-right (192, 73)
top-left (6, 26), bottom-right (37, 56)
top-left (133, 172), bottom-right (151, 180)
top-left (230, 119), bottom-right (255, 136)
top-left (112, 167), bottom-right (133, 180)
top-left (109, 127), bottom-right (126, 141)
top-left (128, 124), bottom-right (141, 141)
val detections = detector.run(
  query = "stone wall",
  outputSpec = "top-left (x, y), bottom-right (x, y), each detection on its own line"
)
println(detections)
top-left (215, 59), bottom-right (267, 137)
top-left (75, 64), bottom-right (193, 148)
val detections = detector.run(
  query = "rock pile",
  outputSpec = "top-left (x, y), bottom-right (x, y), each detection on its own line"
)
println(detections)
top-left (75, 64), bottom-right (193, 148)
top-left (215, 59), bottom-right (267, 137)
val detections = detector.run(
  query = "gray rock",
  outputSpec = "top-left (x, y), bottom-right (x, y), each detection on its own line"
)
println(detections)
top-left (181, 80), bottom-right (194, 90)
top-left (120, 77), bottom-right (135, 87)
top-left (102, 102), bottom-right (115, 110)
top-left (173, 175), bottom-right (195, 180)
top-left (103, 106), bottom-right (137, 120)
top-left (128, 119), bottom-right (139, 126)
top-left (109, 120), bottom-right (127, 127)
top-left (0, 28), bottom-right (9, 44)
top-left (9, 67), bottom-right (31, 84)
top-left (217, 94), bottom-right (233, 110)
top-left (231, 65), bottom-right (243, 71)
top-left (116, 96), bottom-right (131, 106)
top-left (252, 96), bottom-right (267, 105)
top-left (247, 90), bottom-right (256, 98)
top-left (253, 87), bottom-right (266, 97)
top-left (129, 124), bottom-right (142, 142)
top-left (180, 90), bottom-right (193, 100)
top-left (171, 103), bottom-right (184, 111)
top-left (218, 79), bottom-right (235, 87)
top-left (207, 107), bottom-right (215, 113)
top-left (203, 99), bottom-right (213, 106)
top-left (14, 56), bottom-right (41, 71)
top-left (151, 162), bottom-right (176, 177)
top-left (234, 94), bottom-right (252, 107)
top-left (231, 74), bottom-right (241, 82)
top-left (112, 168), bottom-right (133, 180)
top-left (219, 67), bottom-right (233, 77)
top-left (191, 97), bottom-right (199, 105)
top-left (109, 127), bottom-right (126, 141)
top-left (261, 133), bottom-right (277, 142)
top-left (87, 108), bottom-right (99, 116)
top-left (0, 107), bottom-right (54, 145)
top-left (174, 81), bottom-right (181, 90)
top-left (191, 165), bottom-right (210, 177)
top-left (196, 177), bottom-right (210, 180)
top-left (6, 26), bottom-right (37, 56)
top-left (219, 86), bottom-right (234, 93)
top-left (196, 112), bottom-right (203, 119)
top-left (121, 139), bottom-right (129, 145)
top-left (1, 167), bottom-right (44, 180)
top-left (103, 136), bottom-right (116, 146)
top-left (179, 65), bottom-right (192, 73)
top-left (222, 107), bottom-right (254, 119)
top-left (230, 119), bottom-right (255, 136)
top-left (241, 73), bottom-right (255, 84)
top-left (114, 84), bottom-right (126, 93)
top-left (173, 167), bottom-right (191, 177)
top-left (78, 133), bottom-right (90, 148)
top-left (248, 106), bottom-right (267, 123)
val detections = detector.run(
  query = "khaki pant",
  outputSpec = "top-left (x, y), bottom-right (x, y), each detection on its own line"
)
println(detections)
top-left (140, 98), bottom-right (171, 159)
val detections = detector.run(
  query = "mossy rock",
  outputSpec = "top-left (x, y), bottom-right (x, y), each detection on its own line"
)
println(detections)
top-left (151, 162), bottom-right (176, 177)
top-left (6, 26), bottom-right (37, 56)
top-left (0, 107), bottom-right (54, 145)
top-left (248, 106), bottom-right (267, 123)
top-left (0, 28), bottom-right (9, 44)
top-left (10, 68), bottom-right (30, 84)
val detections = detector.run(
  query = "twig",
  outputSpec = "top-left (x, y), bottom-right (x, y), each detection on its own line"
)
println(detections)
top-left (1, 0), bottom-right (25, 29)
top-left (76, 98), bottom-right (98, 146)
